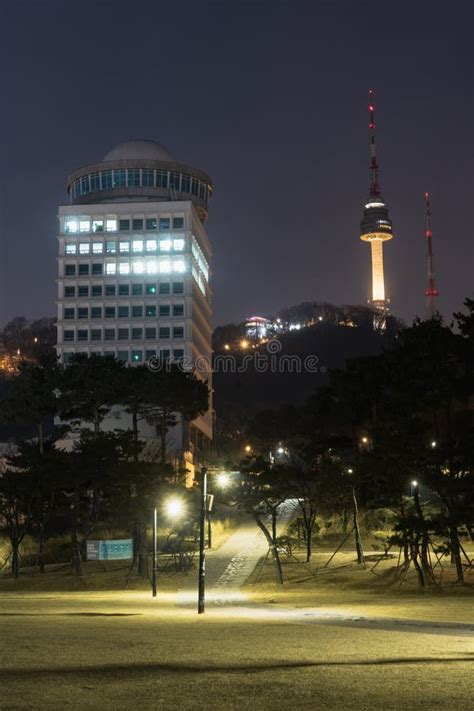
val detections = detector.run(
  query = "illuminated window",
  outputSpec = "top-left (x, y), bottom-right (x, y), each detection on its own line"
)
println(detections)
top-left (159, 217), bottom-right (170, 230)
top-left (173, 238), bottom-right (184, 251)
top-left (172, 217), bottom-right (184, 229)
top-left (146, 239), bottom-right (157, 252)
top-left (65, 244), bottom-right (77, 255)
top-left (78, 286), bottom-right (89, 297)
top-left (159, 327), bottom-right (170, 339)
top-left (119, 219), bottom-right (130, 231)
top-left (132, 305), bottom-right (143, 317)
top-left (65, 265), bottom-right (76, 276)
top-left (173, 304), bottom-right (184, 316)
top-left (64, 308), bottom-right (75, 319)
top-left (160, 239), bottom-right (171, 252)
top-left (145, 284), bottom-right (156, 295)
top-left (92, 242), bottom-right (103, 254)
top-left (127, 170), bottom-right (140, 187)
top-left (145, 305), bottom-right (156, 317)
top-left (92, 220), bottom-right (104, 233)
top-left (119, 263), bottom-right (130, 275)
top-left (146, 260), bottom-right (157, 275)
top-left (118, 328), bottom-right (129, 340)
top-left (91, 307), bottom-right (102, 318)
top-left (106, 241), bottom-right (116, 253)
top-left (79, 220), bottom-right (90, 233)
top-left (160, 260), bottom-right (171, 274)
top-left (105, 263), bottom-right (116, 275)
top-left (79, 243), bottom-right (90, 254)
top-left (146, 218), bottom-right (157, 230)
top-left (119, 242), bottom-right (130, 253)
top-left (131, 351), bottom-right (143, 363)
top-left (65, 219), bottom-right (78, 233)
top-left (173, 326), bottom-right (184, 339)
top-left (91, 286), bottom-right (102, 298)
top-left (145, 327), bottom-right (156, 339)
top-left (106, 219), bottom-right (117, 232)
top-left (132, 219), bottom-right (143, 230)
top-left (132, 328), bottom-right (143, 340)
top-left (159, 305), bottom-right (170, 317)
top-left (142, 170), bottom-right (154, 187)
top-left (173, 259), bottom-right (186, 273)
top-left (132, 260), bottom-right (144, 274)
top-left (132, 240), bottom-right (143, 253)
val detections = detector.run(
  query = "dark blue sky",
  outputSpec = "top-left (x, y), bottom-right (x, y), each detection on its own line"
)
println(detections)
top-left (0, 0), bottom-right (472, 327)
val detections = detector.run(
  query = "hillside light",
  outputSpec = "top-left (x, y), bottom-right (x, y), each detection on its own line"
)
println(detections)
top-left (241, 339), bottom-right (249, 349)
top-left (412, 480), bottom-right (418, 487)
top-left (348, 468), bottom-right (354, 474)
top-left (431, 440), bottom-right (437, 448)
top-left (361, 436), bottom-right (369, 444)
top-left (277, 446), bottom-right (285, 455)
top-left (244, 444), bottom-right (252, 453)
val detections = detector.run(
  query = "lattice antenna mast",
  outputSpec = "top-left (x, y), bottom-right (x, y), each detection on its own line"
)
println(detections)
top-left (424, 192), bottom-right (439, 318)
top-left (368, 89), bottom-right (382, 198)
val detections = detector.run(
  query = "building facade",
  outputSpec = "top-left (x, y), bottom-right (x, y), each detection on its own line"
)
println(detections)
top-left (56, 140), bottom-right (213, 473)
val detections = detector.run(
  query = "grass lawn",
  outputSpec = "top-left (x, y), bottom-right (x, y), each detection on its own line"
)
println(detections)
top-left (1, 584), bottom-right (473, 710)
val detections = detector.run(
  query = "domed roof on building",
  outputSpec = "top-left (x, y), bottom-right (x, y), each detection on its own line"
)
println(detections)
top-left (103, 139), bottom-right (175, 163)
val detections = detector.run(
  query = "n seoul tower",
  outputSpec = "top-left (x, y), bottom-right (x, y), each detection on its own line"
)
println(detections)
top-left (359, 90), bottom-right (394, 330)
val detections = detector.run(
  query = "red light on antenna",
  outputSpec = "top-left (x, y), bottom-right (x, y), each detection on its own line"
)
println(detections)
top-left (369, 105), bottom-right (375, 111)
top-left (424, 192), bottom-right (429, 199)
top-left (425, 230), bottom-right (432, 238)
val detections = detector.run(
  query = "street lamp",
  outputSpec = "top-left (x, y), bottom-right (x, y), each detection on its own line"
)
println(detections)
top-left (198, 468), bottom-right (238, 614)
top-left (430, 440), bottom-right (437, 448)
top-left (244, 444), bottom-right (252, 453)
top-left (152, 496), bottom-right (185, 598)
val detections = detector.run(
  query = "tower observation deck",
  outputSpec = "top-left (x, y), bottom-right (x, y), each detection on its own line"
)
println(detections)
top-left (359, 90), bottom-right (393, 330)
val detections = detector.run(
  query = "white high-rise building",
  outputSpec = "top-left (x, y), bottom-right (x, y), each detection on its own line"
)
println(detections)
top-left (56, 140), bottom-right (213, 474)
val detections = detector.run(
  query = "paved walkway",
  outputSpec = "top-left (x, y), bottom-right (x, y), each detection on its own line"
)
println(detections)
top-left (176, 499), bottom-right (298, 607)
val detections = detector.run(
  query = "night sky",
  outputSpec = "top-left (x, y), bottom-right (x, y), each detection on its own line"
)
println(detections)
top-left (0, 0), bottom-right (472, 328)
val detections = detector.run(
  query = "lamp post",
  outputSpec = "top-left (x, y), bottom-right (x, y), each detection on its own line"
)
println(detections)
top-left (151, 497), bottom-right (184, 598)
top-left (198, 467), bottom-right (207, 614)
top-left (152, 507), bottom-right (158, 598)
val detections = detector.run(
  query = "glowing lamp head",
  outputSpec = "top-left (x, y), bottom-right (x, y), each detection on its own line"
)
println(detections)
top-left (165, 497), bottom-right (185, 519)
top-left (411, 480), bottom-right (418, 487)
top-left (217, 473), bottom-right (230, 489)
top-left (277, 447), bottom-right (285, 454)
top-left (431, 440), bottom-right (437, 448)
top-left (244, 445), bottom-right (252, 453)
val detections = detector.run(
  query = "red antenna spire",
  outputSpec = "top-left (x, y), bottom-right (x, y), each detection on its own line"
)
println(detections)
top-left (368, 89), bottom-right (381, 198)
top-left (424, 192), bottom-right (439, 317)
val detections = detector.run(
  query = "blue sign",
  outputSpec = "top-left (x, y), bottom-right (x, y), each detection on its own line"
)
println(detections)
top-left (86, 539), bottom-right (133, 561)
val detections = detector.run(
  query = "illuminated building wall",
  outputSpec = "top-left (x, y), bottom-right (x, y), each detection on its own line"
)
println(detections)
top-left (56, 141), bottom-right (213, 469)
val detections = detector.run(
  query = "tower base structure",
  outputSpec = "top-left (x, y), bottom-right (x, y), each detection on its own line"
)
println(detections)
top-left (371, 298), bottom-right (389, 331)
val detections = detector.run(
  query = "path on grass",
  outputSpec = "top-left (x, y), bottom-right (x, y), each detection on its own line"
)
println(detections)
top-left (176, 499), bottom-right (299, 606)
